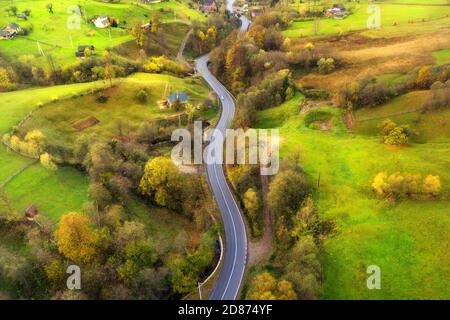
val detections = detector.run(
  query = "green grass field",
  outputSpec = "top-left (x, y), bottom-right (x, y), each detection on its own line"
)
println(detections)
top-left (113, 21), bottom-right (191, 59)
top-left (17, 73), bottom-right (214, 150)
top-left (0, 0), bottom-right (204, 66)
top-left (354, 91), bottom-right (450, 143)
top-left (0, 80), bottom-right (108, 134)
top-left (283, 1), bottom-right (450, 38)
top-left (4, 163), bottom-right (89, 222)
top-left (256, 94), bottom-right (450, 299)
top-left (0, 81), bottom-right (106, 220)
top-left (433, 49), bottom-right (450, 65)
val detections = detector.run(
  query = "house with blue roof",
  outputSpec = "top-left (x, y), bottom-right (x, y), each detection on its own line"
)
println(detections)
top-left (167, 92), bottom-right (189, 107)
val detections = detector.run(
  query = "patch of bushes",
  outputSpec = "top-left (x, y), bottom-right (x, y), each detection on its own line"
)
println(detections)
top-left (340, 64), bottom-right (450, 109)
top-left (372, 172), bottom-right (441, 200)
top-left (302, 88), bottom-right (330, 100)
top-left (304, 110), bottom-right (332, 128)
top-left (422, 80), bottom-right (450, 112)
top-left (143, 56), bottom-right (188, 76)
top-left (317, 57), bottom-right (335, 75)
top-left (135, 89), bottom-right (148, 104)
top-left (379, 119), bottom-right (413, 146)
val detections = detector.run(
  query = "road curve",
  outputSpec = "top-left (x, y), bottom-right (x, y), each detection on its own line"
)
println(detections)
top-left (195, 3), bottom-right (250, 300)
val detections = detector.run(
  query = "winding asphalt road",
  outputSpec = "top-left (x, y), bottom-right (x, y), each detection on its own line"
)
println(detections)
top-left (195, 3), bottom-right (251, 300)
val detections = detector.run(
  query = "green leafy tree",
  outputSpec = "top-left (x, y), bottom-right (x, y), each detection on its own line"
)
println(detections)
top-left (268, 170), bottom-right (309, 220)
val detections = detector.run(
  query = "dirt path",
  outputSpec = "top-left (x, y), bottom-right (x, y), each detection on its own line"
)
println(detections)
top-left (177, 29), bottom-right (193, 66)
top-left (248, 174), bottom-right (273, 267)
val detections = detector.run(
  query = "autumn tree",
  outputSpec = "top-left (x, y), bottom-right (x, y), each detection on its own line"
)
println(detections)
top-left (247, 272), bottom-right (297, 300)
top-left (379, 119), bottom-right (411, 146)
top-left (243, 188), bottom-right (262, 236)
top-left (317, 57), bottom-right (335, 75)
top-left (0, 67), bottom-right (12, 91)
top-left (169, 230), bottom-right (215, 293)
top-left (268, 170), bottom-right (309, 220)
top-left (423, 175), bottom-right (441, 197)
top-left (372, 172), bottom-right (440, 199)
top-left (24, 129), bottom-right (46, 156)
top-left (131, 22), bottom-right (144, 48)
top-left (139, 157), bottom-right (184, 211)
top-left (102, 51), bottom-right (115, 87)
top-left (151, 16), bottom-right (159, 33)
top-left (54, 212), bottom-right (99, 264)
top-left (40, 153), bottom-right (57, 171)
top-left (284, 236), bottom-right (321, 300)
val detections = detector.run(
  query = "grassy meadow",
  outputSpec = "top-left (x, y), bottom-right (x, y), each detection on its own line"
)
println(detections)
top-left (0, 81), bottom-right (107, 220)
top-left (0, 72), bottom-right (213, 221)
top-left (354, 91), bottom-right (450, 143)
top-left (0, 0), bottom-right (204, 66)
top-left (17, 73), bottom-right (214, 150)
top-left (283, 1), bottom-right (450, 38)
top-left (256, 93), bottom-right (450, 299)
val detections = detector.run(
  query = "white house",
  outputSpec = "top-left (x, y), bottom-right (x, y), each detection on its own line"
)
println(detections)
top-left (94, 16), bottom-right (110, 28)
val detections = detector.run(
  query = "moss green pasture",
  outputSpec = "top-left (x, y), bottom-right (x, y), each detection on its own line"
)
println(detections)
top-left (18, 73), bottom-right (213, 150)
top-left (0, 0), bottom-right (204, 66)
top-left (256, 95), bottom-right (450, 299)
top-left (284, 1), bottom-right (450, 38)
top-left (354, 91), bottom-right (450, 143)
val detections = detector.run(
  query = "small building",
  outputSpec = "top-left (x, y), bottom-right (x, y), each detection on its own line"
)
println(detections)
top-left (325, 4), bottom-right (347, 18)
top-left (5, 22), bottom-right (21, 33)
top-left (24, 204), bottom-right (39, 221)
top-left (94, 16), bottom-right (110, 28)
top-left (167, 92), bottom-right (188, 107)
top-left (0, 22), bottom-right (20, 40)
top-left (141, 22), bottom-right (151, 30)
top-left (75, 45), bottom-right (95, 58)
top-left (201, 1), bottom-right (218, 15)
top-left (0, 30), bottom-right (14, 40)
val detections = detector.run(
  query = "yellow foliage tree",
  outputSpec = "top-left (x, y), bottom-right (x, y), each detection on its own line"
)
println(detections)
top-left (54, 212), bottom-right (99, 264)
top-left (423, 175), bottom-right (441, 197)
top-left (247, 272), bottom-right (297, 300)
top-left (40, 152), bottom-right (58, 171)
top-left (0, 67), bottom-right (12, 90)
top-left (243, 188), bottom-right (261, 236)
top-left (139, 157), bottom-right (184, 210)
top-left (24, 129), bottom-right (46, 156)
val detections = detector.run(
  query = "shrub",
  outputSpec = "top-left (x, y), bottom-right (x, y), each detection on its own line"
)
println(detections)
top-left (302, 88), bottom-right (329, 100)
top-left (423, 175), bottom-right (441, 197)
top-left (379, 119), bottom-right (411, 146)
top-left (96, 95), bottom-right (108, 103)
top-left (317, 58), bottom-right (335, 75)
top-left (372, 172), bottom-right (441, 199)
top-left (135, 89), bottom-right (148, 104)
